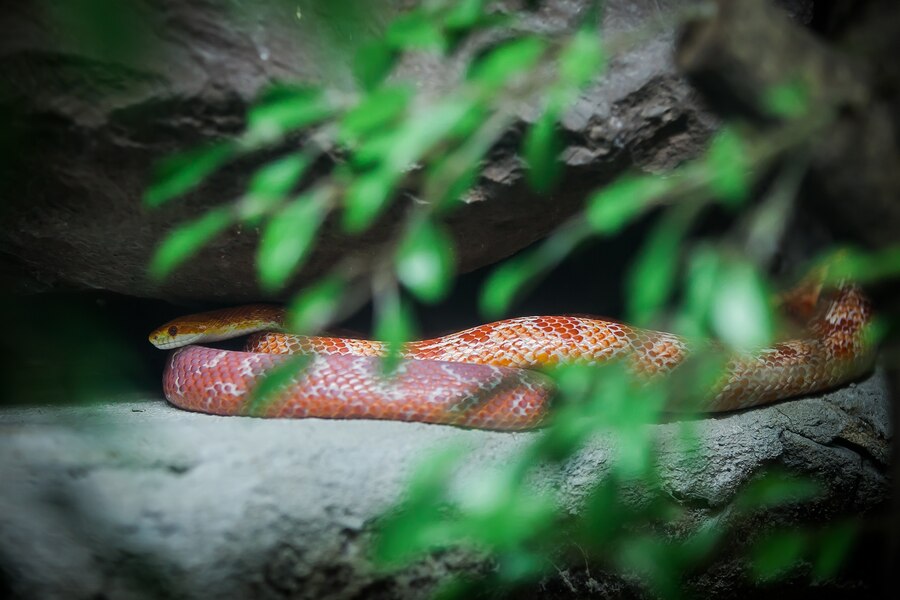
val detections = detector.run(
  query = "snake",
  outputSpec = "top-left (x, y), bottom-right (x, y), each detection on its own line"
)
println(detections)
top-left (149, 279), bottom-right (875, 431)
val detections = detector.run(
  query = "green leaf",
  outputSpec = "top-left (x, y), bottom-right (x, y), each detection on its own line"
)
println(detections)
top-left (751, 530), bottom-right (808, 581)
top-left (144, 143), bottom-right (233, 206)
top-left (735, 470), bottom-right (822, 512)
top-left (763, 82), bottom-right (809, 119)
top-left (353, 40), bottom-right (398, 91)
top-left (616, 535), bottom-right (679, 598)
top-left (287, 277), bottom-right (345, 333)
top-left (523, 109), bottom-right (562, 193)
top-left (812, 522), bottom-right (856, 581)
top-left (339, 85), bottom-right (413, 144)
top-left (680, 246), bottom-right (722, 338)
top-left (373, 446), bottom-right (466, 566)
top-left (586, 175), bottom-right (671, 234)
top-left (626, 212), bottom-right (685, 324)
top-left (246, 86), bottom-right (333, 144)
top-left (342, 169), bottom-right (399, 232)
top-left (424, 152), bottom-right (480, 209)
top-left (706, 127), bottom-right (750, 204)
top-left (396, 220), bottom-right (455, 303)
top-left (374, 294), bottom-right (417, 372)
top-left (480, 257), bottom-right (535, 319)
top-left (558, 26), bottom-right (605, 89)
top-left (248, 154), bottom-right (309, 199)
top-left (385, 98), bottom-right (479, 173)
top-left (711, 260), bottom-right (774, 349)
top-left (444, 0), bottom-right (486, 29)
top-left (480, 222), bottom-right (589, 318)
top-left (467, 36), bottom-right (546, 88)
top-left (819, 246), bottom-right (900, 284)
top-left (386, 11), bottom-right (445, 51)
top-left (351, 129), bottom-right (399, 170)
top-left (257, 192), bottom-right (328, 292)
top-left (149, 207), bottom-right (232, 280)
top-left (242, 354), bottom-right (312, 416)
top-left (239, 154), bottom-right (311, 223)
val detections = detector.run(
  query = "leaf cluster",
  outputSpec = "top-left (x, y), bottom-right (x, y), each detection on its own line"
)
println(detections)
top-left (141, 1), bottom-right (899, 596)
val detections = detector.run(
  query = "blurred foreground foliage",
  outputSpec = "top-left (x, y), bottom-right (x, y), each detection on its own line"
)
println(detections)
top-left (140, 0), bottom-right (899, 596)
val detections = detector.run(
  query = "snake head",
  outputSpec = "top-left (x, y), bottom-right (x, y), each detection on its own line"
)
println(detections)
top-left (148, 321), bottom-right (207, 349)
top-left (149, 304), bottom-right (287, 349)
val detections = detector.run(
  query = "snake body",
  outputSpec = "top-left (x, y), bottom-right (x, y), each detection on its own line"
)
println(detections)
top-left (150, 283), bottom-right (875, 430)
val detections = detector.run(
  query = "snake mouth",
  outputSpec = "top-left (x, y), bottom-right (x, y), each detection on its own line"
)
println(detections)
top-left (149, 332), bottom-right (203, 350)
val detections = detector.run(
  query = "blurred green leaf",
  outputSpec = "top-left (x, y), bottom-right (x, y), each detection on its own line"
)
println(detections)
top-left (735, 470), bottom-right (821, 512)
top-left (819, 245), bottom-right (900, 284)
top-left (396, 220), bottom-right (455, 303)
top-left (386, 99), bottom-right (480, 172)
top-left (751, 530), bottom-right (808, 581)
top-left (242, 354), bottom-right (312, 416)
top-left (467, 36), bottom-right (546, 88)
top-left (706, 127), bottom-right (750, 204)
top-left (425, 151), bottom-right (480, 209)
top-left (287, 276), bottom-right (345, 333)
top-left (812, 521), bottom-right (856, 581)
top-left (352, 129), bottom-right (400, 169)
top-left (257, 192), bottom-right (328, 292)
top-left (523, 109), bottom-right (562, 193)
top-left (680, 245), bottom-right (722, 338)
top-left (679, 521), bottom-right (724, 565)
top-left (626, 211), bottom-right (686, 324)
top-left (149, 207), bottom-right (232, 280)
top-left (240, 154), bottom-right (311, 222)
top-left (616, 535), bottom-right (679, 598)
top-left (558, 26), bottom-right (605, 89)
top-left (586, 175), bottom-right (671, 234)
top-left (763, 82), bottom-right (809, 119)
top-left (456, 467), bottom-right (519, 516)
top-left (480, 257), bottom-right (536, 319)
top-left (481, 221), bottom-right (589, 318)
top-left (374, 446), bottom-right (466, 566)
top-left (249, 154), bottom-right (309, 199)
top-left (339, 85), bottom-right (413, 144)
top-left (496, 550), bottom-right (545, 582)
top-left (246, 86), bottom-right (333, 144)
top-left (445, 0), bottom-right (486, 29)
top-left (144, 143), bottom-right (233, 206)
top-left (353, 40), bottom-right (398, 90)
top-left (711, 260), bottom-right (774, 349)
top-left (374, 293), bottom-right (417, 372)
top-left (343, 169), bottom-right (399, 232)
top-left (422, 110), bottom-right (509, 211)
top-left (386, 11), bottom-right (446, 51)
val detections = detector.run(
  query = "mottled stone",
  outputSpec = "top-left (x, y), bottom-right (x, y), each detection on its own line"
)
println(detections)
top-left (0, 369), bottom-right (888, 599)
top-left (0, 0), bottom-right (725, 302)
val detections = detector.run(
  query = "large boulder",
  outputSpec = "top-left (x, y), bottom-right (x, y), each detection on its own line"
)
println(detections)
top-left (0, 0), bottom-right (726, 302)
top-left (0, 370), bottom-right (889, 599)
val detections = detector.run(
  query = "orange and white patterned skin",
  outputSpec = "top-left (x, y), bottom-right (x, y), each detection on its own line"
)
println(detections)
top-left (150, 283), bottom-right (875, 431)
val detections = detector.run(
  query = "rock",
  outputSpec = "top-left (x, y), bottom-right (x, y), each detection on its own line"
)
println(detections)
top-left (676, 0), bottom-right (900, 250)
top-left (0, 369), bottom-right (889, 599)
top-left (0, 0), bottom-right (731, 302)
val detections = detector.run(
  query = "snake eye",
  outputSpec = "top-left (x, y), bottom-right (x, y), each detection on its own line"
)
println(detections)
top-left (168, 325), bottom-right (178, 337)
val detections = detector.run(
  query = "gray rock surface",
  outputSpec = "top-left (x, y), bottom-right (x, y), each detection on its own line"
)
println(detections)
top-left (0, 0), bottom-right (724, 302)
top-left (0, 369), bottom-right (889, 599)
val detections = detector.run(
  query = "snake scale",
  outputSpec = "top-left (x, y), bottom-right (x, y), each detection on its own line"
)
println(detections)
top-left (149, 276), bottom-right (875, 430)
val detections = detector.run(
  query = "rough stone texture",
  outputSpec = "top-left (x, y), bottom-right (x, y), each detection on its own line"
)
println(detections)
top-left (0, 0), bottom-right (726, 302)
top-left (0, 370), bottom-right (889, 599)
top-left (676, 0), bottom-right (900, 250)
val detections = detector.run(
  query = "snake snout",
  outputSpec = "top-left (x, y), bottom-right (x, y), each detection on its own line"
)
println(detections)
top-left (149, 325), bottom-right (205, 349)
